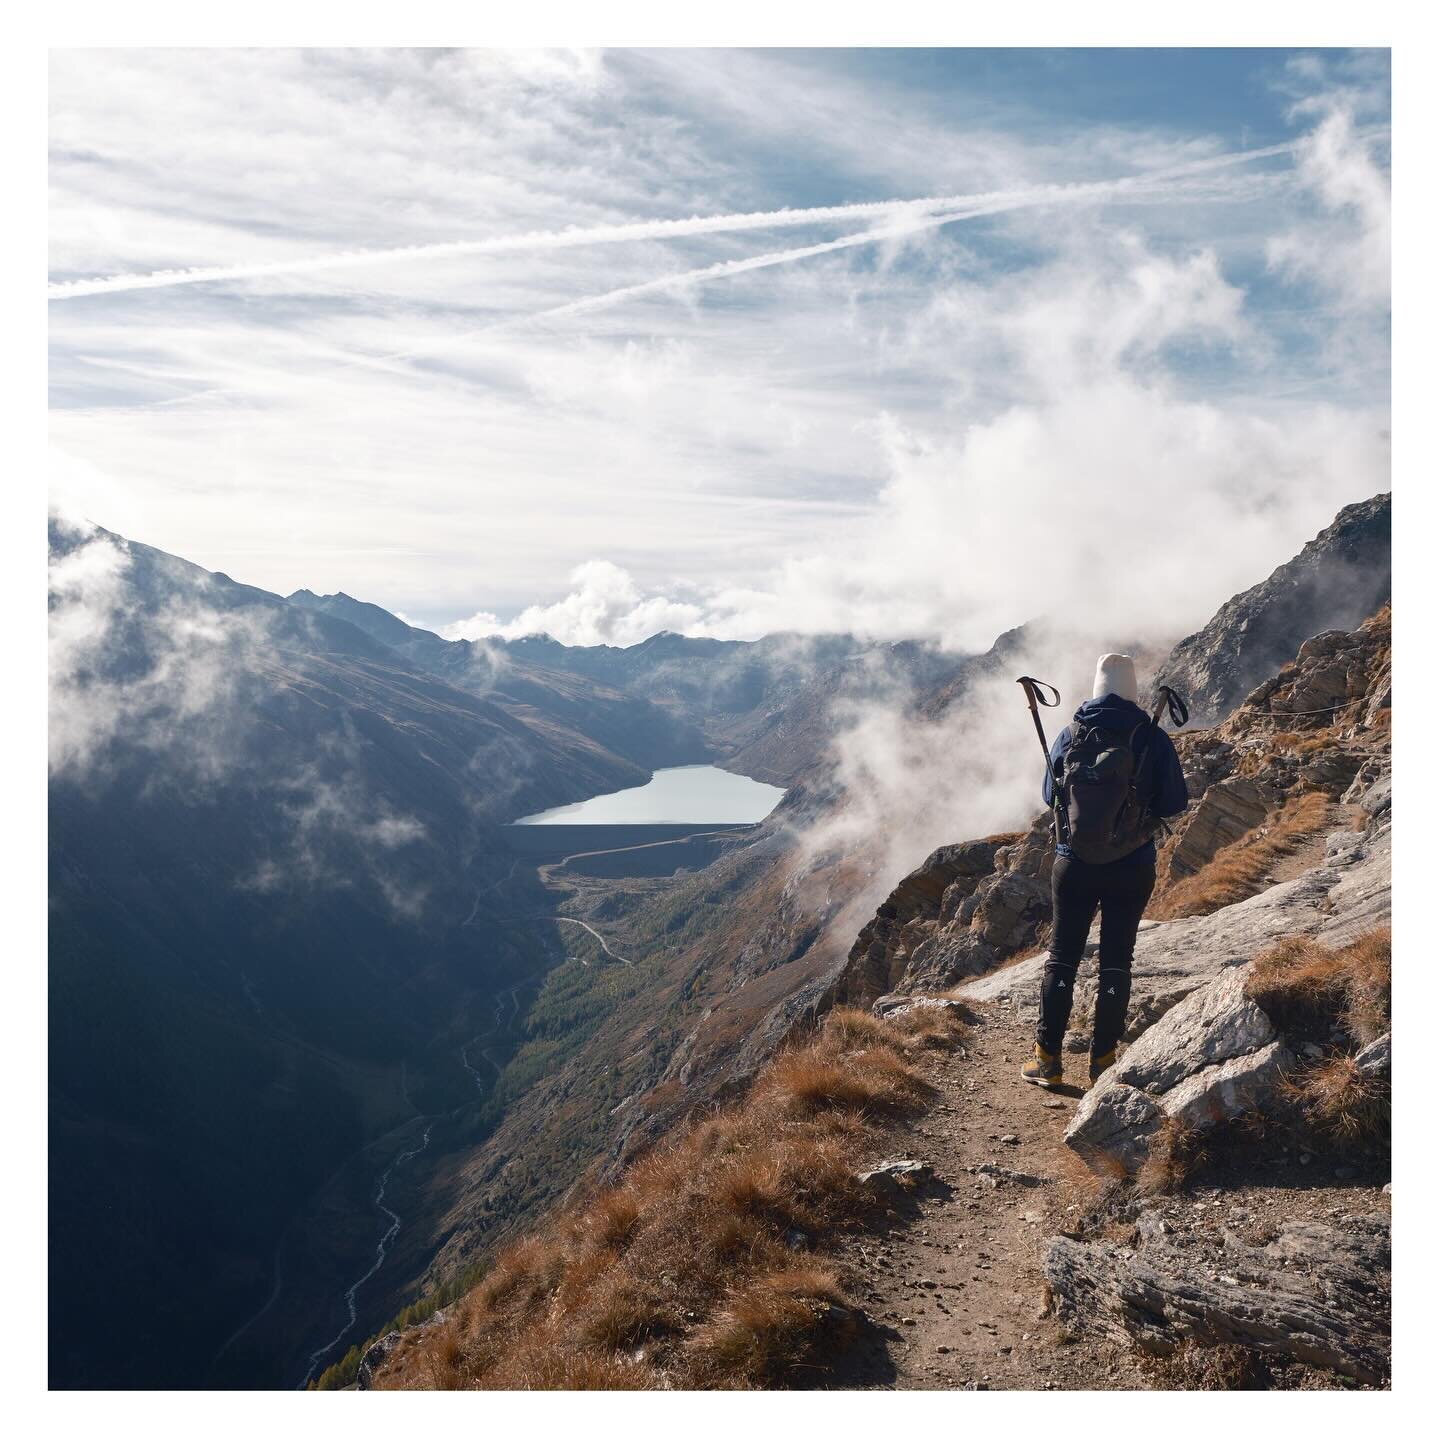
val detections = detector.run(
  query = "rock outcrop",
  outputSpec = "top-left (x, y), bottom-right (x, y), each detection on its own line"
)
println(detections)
top-left (1163, 777), bottom-right (1270, 880)
top-left (1155, 493), bottom-right (1391, 727)
top-left (833, 816), bottom-right (1055, 1005)
top-left (1046, 1214), bottom-right (1390, 1384)
top-left (1063, 966), bottom-right (1290, 1170)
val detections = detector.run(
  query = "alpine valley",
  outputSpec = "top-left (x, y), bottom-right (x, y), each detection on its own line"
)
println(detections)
top-left (48, 493), bottom-right (1391, 1390)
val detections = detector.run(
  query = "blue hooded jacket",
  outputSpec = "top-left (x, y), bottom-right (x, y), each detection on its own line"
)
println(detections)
top-left (1042, 694), bottom-right (1190, 865)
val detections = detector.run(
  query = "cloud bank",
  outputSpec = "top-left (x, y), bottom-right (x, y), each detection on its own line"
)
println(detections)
top-left (50, 49), bottom-right (1388, 628)
top-left (442, 107), bottom-right (1389, 655)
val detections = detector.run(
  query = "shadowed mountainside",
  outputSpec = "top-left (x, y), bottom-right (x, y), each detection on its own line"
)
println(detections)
top-left (49, 521), bottom-right (719, 1389)
top-left (289, 592), bottom-right (971, 787)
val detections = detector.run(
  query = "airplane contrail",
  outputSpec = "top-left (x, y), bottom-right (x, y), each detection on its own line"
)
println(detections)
top-left (149, 200), bottom-right (1032, 407)
top-left (143, 155), bottom-right (1305, 411)
top-left (49, 136), bottom-right (1304, 303)
top-left (382, 201), bottom-right (1017, 362)
top-left (377, 156), bottom-right (1290, 362)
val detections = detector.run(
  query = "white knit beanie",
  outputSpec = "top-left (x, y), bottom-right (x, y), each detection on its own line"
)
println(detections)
top-left (1092, 653), bottom-right (1139, 703)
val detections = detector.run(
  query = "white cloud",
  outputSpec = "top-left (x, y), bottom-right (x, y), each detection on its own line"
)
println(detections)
top-left (444, 559), bottom-right (706, 646)
top-left (428, 215), bottom-right (1385, 652)
top-left (1267, 104), bottom-right (1390, 314)
top-left (48, 52), bottom-right (1388, 645)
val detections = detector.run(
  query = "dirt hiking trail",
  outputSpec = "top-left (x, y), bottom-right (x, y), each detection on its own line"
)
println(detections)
top-left (830, 990), bottom-right (1388, 1392)
top-left (832, 997), bottom-right (1150, 1390)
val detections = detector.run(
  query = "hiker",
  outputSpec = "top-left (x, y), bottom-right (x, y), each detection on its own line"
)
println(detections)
top-left (1021, 654), bottom-right (1188, 1090)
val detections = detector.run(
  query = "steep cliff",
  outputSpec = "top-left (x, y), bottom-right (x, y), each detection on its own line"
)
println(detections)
top-left (1154, 492), bottom-right (1390, 726)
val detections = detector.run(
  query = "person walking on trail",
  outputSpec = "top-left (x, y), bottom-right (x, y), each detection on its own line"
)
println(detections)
top-left (1021, 654), bottom-right (1189, 1091)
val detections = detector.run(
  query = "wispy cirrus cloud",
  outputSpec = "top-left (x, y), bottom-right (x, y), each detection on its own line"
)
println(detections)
top-left (49, 48), bottom-right (1389, 642)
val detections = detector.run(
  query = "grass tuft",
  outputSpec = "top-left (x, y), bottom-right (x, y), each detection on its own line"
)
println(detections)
top-left (1246, 928), bottom-right (1390, 1047)
top-left (1280, 1054), bottom-right (1389, 1143)
top-left (688, 1268), bottom-right (854, 1387)
top-left (1136, 1117), bottom-right (1208, 1195)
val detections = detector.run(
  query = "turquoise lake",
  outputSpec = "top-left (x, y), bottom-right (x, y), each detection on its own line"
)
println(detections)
top-left (514, 764), bottom-right (786, 826)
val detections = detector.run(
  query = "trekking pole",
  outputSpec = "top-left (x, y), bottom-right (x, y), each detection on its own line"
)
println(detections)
top-left (1149, 685), bottom-right (1189, 731)
top-left (1134, 685), bottom-right (1189, 841)
top-left (1017, 676), bottom-right (1068, 844)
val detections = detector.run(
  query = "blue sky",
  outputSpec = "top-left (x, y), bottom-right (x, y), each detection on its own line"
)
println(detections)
top-left (48, 47), bottom-right (1390, 648)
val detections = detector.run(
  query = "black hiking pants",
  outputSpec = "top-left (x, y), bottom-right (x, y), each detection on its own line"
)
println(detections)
top-left (1037, 854), bottom-right (1156, 1058)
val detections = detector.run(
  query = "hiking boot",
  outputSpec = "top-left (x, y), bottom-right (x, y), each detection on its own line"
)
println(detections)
top-left (1020, 1045), bottom-right (1063, 1088)
top-left (1088, 1048), bottom-right (1117, 1086)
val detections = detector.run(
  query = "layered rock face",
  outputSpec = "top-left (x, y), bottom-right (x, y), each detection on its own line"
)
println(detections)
top-left (1046, 1214), bottom-right (1391, 1384)
top-left (1158, 604), bottom-right (1391, 877)
top-left (834, 827), bottom-right (1051, 1004)
top-left (1155, 492), bottom-right (1390, 727)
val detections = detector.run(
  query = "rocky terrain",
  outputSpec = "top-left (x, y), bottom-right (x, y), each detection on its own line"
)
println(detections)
top-left (348, 494), bottom-right (1391, 1392)
top-left (1155, 492), bottom-right (1390, 726)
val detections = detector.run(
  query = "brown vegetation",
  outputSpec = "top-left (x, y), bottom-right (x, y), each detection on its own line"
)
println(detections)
top-left (1281, 1055), bottom-right (1389, 1143)
top-left (1136, 1117), bottom-right (1209, 1195)
top-left (367, 1002), bottom-right (965, 1390)
top-left (1143, 1342), bottom-right (1269, 1390)
top-left (1246, 928), bottom-right (1390, 1047)
top-left (1250, 928), bottom-right (1391, 1146)
top-left (1149, 791), bottom-right (1333, 919)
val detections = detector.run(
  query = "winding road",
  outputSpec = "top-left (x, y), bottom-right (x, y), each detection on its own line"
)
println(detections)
top-left (553, 915), bottom-right (633, 965)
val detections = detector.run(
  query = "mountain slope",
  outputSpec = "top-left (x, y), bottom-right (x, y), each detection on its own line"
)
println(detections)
top-left (286, 590), bottom-right (710, 778)
top-left (290, 593), bottom-right (972, 787)
top-left (368, 605), bottom-right (1392, 1393)
top-left (48, 520), bottom-right (705, 1389)
top-left (1155, 492), bottom-right (1390, 726)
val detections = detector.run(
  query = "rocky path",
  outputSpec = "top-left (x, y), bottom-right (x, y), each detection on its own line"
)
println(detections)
top-left (833, 999), bottom-right (1152, 1391)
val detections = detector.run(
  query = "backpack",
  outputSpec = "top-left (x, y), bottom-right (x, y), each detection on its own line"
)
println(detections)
top-left (1059, 716), bottom-right (1156, 863)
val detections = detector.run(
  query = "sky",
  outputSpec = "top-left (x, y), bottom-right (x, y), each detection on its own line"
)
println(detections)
top-left (48, 47), bottom-right (1391, 650)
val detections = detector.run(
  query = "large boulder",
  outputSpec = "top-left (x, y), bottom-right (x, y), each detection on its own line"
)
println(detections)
top-left (1111, 965), bottom-right (1277, 1094)
top-left (1065, 966), bottom-right (1290, 1171)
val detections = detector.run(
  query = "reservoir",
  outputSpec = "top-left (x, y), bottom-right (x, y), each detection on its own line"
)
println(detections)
top-left (513, 764), bottom-right (785, 826)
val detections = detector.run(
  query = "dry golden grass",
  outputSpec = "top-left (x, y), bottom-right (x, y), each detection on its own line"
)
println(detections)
top-left (1136, 1117), bottom-right (1209, 1195)
top-left (1246, 928), bottom-right (1390, 1046)
top-left (1280, 1055), bottom-right (1389, 1143)
top-left (1150, 791), bottom-right (1333, 919)
top-left (688, 1267), bottom-right (855, 1386)
top-left (370, 1001), bottom-right (966, 1391)
top-left (1249, 928), bottom-right (1391, 1148)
